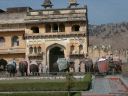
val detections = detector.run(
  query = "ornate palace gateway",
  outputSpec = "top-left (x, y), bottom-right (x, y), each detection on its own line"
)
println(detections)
top-left (25, 0), bottom-right (88, 73)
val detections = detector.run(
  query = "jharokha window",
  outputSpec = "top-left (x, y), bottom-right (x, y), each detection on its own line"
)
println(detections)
top-left (11, 36), bottom-right (19, 47)
top-left (29, 47), bottom-right (33, 54)
top-left (45, 23), bottom-right (65, 33)
top-left (72, 25), bottom-right (80, 32)
top-left (31, 26), bottom-right (39, 33)
top-left (29, 46), bottom-right (42, 54)
top-left (0, 37), bottom-right (5, 47)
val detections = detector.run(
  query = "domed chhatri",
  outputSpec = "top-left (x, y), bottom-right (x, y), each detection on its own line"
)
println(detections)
top-left (42, 0), bottom-right (53, 9)
top-left (68, 0), bottom-right (79, 8)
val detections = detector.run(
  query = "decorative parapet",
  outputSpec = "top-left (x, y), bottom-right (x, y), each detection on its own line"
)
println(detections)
top-left (0, 48), bottom-right (25, 54)
top-left (25, 7), bottom-right (87, 23)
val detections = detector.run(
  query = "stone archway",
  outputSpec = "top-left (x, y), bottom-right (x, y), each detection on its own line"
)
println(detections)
top-left (49, 47), bottom-right (64, 72)
top-left (47, 44), bottom-right (65, 72)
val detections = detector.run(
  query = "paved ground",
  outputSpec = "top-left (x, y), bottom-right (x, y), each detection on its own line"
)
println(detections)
top-left (92, 77), bottom-right (111, 94)
top-left (120, 76), bottom-right (128, 89)
top-left (82, 75), bottom-right (128, 96)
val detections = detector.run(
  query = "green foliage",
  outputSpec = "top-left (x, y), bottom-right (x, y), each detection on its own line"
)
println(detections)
top-left (0, 82), bottom-right (66, 92)
top-left (65, 72), bottom-right (74, 91)
top-left (83, 73), bottom-right (92, 82)
top-left (82, 73), bottom-right (92, 90)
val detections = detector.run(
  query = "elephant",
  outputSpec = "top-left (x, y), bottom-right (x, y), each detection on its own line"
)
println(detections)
top-left (7, 60), bottom-right (17, 77)
top-left (82, 58), bottom-right (93, 73)
top-left (108, 59), bottom-right (122, 74)
top-left (19, 61), bottom-right (28, 76)
top-left (30, 64), bottom-right (39, 76)
top-left (94, 58), bottom-right (109, 75)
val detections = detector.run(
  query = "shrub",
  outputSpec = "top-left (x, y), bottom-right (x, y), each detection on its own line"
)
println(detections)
top-left (0, 93), bottom-right (67, 96)
top-left (0, 73), bottom-right (92, 92)
top-left (73, 92), bottom-right (81, 96)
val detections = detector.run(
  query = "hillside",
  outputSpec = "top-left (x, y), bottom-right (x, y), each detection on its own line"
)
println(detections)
top-left (89, 22), bottom-right (128, 49)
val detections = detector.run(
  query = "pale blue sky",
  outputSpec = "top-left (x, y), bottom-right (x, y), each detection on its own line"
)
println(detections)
top-left (0, 0), bottom-right (128, 24)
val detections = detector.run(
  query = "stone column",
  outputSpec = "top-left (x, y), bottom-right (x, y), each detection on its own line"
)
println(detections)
top-left (26, 44), bottom-right (30, 74)
top-left (58, 23), bottom-right (59, 32)
top-left (74, 59), bottom-right (80, 72)
top-left (51, 24), bottom-right (53, 32)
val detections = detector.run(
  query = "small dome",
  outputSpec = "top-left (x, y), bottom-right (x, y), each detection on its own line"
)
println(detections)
top-left (42, 0), bottom-right (53, 9)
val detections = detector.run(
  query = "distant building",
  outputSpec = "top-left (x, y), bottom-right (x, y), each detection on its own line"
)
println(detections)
top-left (0, 0), bottom-right (88, 72)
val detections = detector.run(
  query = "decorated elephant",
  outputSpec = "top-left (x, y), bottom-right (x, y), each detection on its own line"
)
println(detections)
top-left (7, 60), bottom-right (17, 77)
top-left (94, 57), bottom-right (109, 75)
top-left (19, 60), bottom-right (28, 76)
top-left (30, 61), bottom-right (39, 76)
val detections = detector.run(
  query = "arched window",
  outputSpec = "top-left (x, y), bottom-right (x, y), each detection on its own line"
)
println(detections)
top-left (59, 23), bottom-right (65, 32)
top-left (34, 47), bottom-right (37, 54)
top-left (72, 25), bottom-right (80, 32)
top-left (11, 36), bottom-right (19, 47)
top-left (29, 47), bottom-right (33, 54)
top-left (38, 46), bottom-right (41, 53)
top-left (0, 37), bottom-right (5, 47)
top-left (31, 26), bottom-right (39, 33)
top-left (46, 24), bottom-right (51, 33)
top-left (79, 45), bottom-right (83, 54)
top-left (70, 45), bottom-right (75, 54)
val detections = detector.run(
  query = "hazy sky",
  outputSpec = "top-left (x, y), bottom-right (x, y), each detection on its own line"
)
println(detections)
top-left (0, 0), bottom-right (128, 24)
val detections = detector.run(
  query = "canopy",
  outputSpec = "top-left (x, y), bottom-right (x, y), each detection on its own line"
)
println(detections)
top-left (98, 58), bottom-right (106, 62)
top-left (57, 58), bottom-right (68, 71)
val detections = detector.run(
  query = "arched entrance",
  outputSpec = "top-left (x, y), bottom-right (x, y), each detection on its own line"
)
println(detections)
top-left (49, 46), bottom-right (64, 72)
top-left (0, 59), bottom-right (7, 71)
